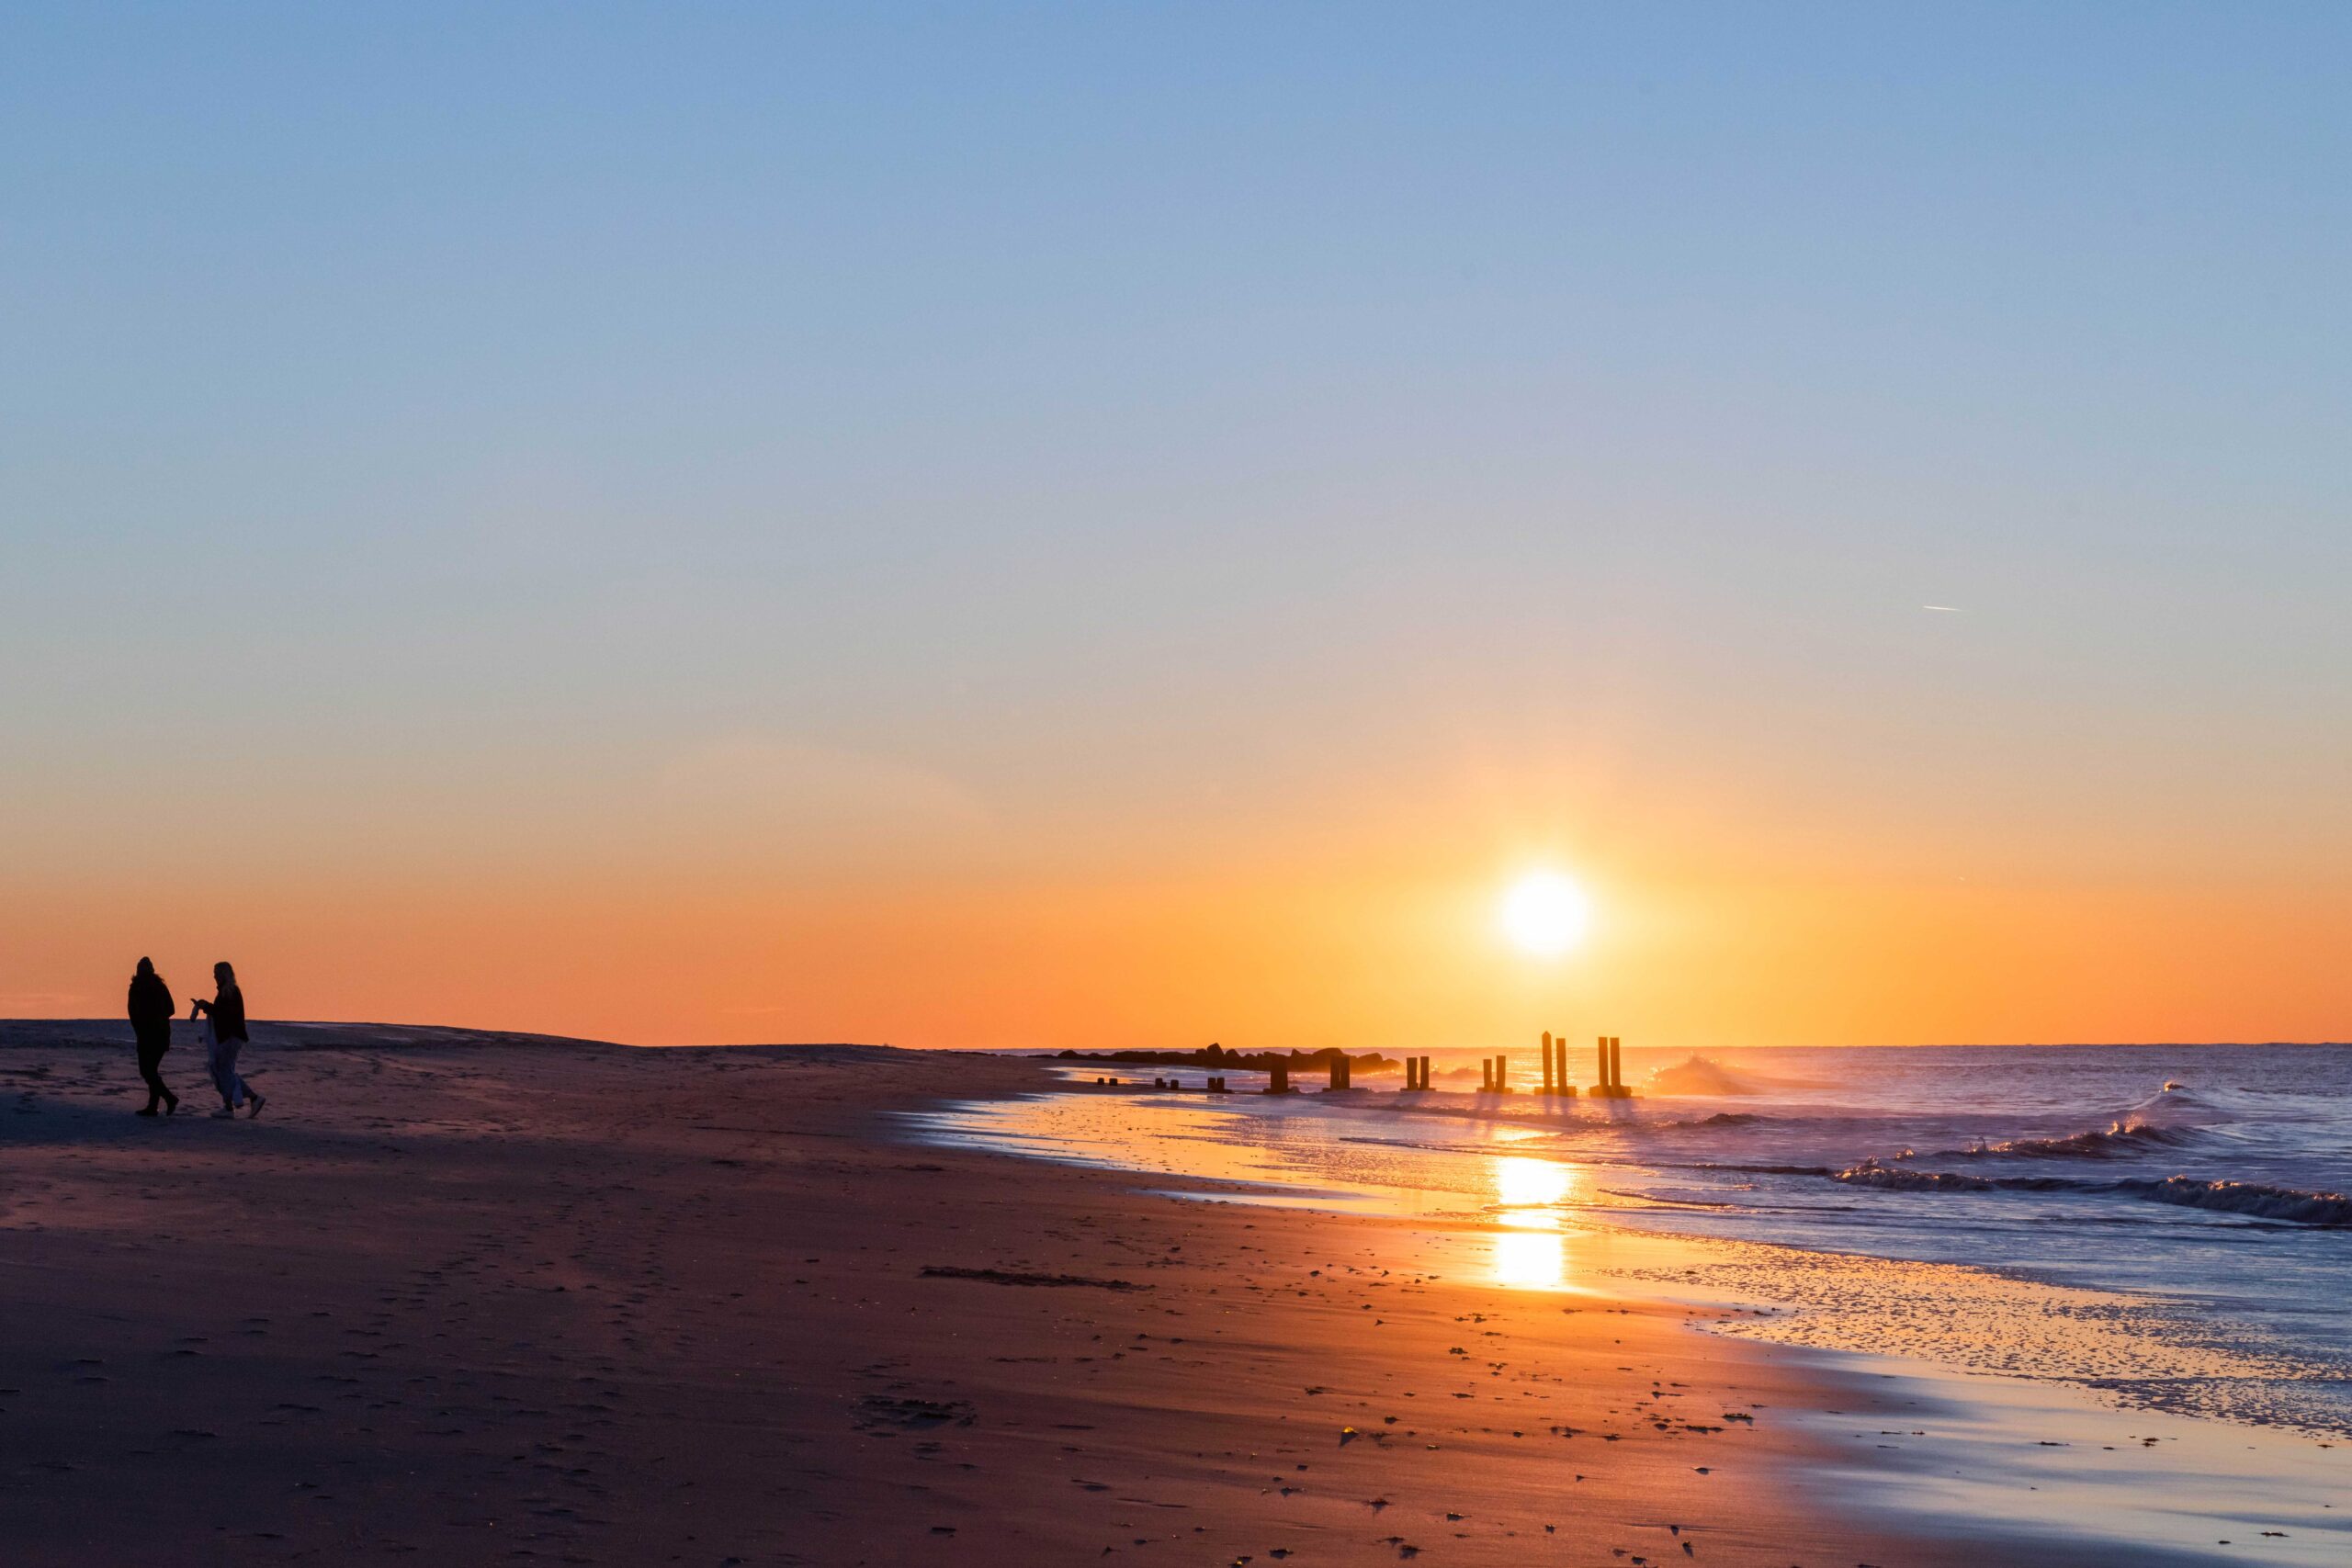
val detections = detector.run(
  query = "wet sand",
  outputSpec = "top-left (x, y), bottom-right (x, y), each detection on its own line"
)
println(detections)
top-left (0, 1024), bottom-right (2244, 1565)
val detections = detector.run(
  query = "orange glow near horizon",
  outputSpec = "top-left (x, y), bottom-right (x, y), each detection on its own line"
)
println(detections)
top-left (5, 750), bottom-right (2349, 1048)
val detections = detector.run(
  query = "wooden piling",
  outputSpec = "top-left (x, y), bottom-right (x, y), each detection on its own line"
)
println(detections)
top-left (1267, 1062), bottom-right (1291, 1095)
top-left (1587, 1035), bottom-right (1632, 1098)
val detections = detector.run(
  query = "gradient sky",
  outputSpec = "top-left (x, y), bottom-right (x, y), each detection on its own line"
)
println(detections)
top-left (5, 5), bottom-right (2347, 1046)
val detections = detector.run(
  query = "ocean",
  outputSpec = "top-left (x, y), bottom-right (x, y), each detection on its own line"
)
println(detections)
top-left (916, 1043), bottom-right (2352, 1438)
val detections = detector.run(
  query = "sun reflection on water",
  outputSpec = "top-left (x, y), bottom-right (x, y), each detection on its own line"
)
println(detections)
top-left (915, 1093), bottom-right (1592, 1291)
top-left (1487, 1154), bottom-right (1576, 1288)
top-left (1492, 1154), bottom-right (1571, 1217)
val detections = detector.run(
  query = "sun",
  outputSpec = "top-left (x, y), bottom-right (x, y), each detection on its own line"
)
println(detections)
top-left (1499, 870), bottom-right (1590, 957)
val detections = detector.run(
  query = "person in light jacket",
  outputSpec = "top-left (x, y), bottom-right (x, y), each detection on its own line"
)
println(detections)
top-left (189, 961), bottom-right (265, 1119)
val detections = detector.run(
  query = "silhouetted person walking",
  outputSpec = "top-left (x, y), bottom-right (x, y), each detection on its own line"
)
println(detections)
top-left (190, 961), bottom-right (264, 1119)
top-left (128, 956), bottom-right (178, 1116)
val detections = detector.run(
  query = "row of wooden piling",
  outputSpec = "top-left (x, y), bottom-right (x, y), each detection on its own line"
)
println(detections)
top-left (1235, 1036), bottom-right (1635, 1097)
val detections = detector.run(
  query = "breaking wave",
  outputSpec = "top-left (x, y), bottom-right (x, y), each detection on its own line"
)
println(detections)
top-left (1830, 1159), bottom-right (2352, 1227)
top-left (1642, 1054), bottom-right (1834, 1097)
top-left (1951, 1119), bottom-right (2206, 1160)
top-left (1657, 1111), bottom-right (1766, 1130)
top-left (2119, 1176), bottom-right (2352, 1227)
top-left (1835, 1161), bottom-right (2070, 1194)
top-left (1927, 1084), bottom-right (2227, 1162)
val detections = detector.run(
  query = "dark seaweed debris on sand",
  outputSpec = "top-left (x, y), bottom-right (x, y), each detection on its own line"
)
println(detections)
top-left (855, 1395), bottom-right (977, 1431)
top-left (920, 1266), bottom-right (1147, 1291)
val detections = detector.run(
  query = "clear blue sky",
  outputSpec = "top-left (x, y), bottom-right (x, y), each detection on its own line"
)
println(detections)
top-left (4, 5), bottom-right (2346, 1043)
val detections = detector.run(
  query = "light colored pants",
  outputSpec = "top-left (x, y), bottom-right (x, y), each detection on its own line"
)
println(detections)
top-left (207, 1022), bottom-right (251, 1107)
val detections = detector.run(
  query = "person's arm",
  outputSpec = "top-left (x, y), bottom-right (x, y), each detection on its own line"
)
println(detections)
top-left (188, 995), bottom-right (209, 1020)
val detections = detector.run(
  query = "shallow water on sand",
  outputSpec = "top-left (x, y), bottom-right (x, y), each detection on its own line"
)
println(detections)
top-left (925, 1044), bottom-right (2352, 1436)
top-left (913, 1054), bottom-right (2352, 1563)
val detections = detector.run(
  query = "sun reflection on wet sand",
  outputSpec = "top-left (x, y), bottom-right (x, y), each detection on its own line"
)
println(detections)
top-left (911, 1092), bottom-right (1597, 1291)
top-left (1487, 1154), bottom-right (1577, 1288)
top-left (1488, 1229), bottom-right (1566, 1288)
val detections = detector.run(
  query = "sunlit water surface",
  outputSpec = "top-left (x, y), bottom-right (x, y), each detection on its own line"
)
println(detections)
top-left (911, 1046), bottom-right (2352, 1563)
top-left (913, 1045), bottom-right (2352, 1435)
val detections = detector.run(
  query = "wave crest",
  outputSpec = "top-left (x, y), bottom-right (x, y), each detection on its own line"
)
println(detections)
top-left (1643, 1055), bottom-right (1834, 1097)
top-left (2119, 1176), bottom-right (2352, 1227)
top-left (1957, 1118), bottom-right (2204, 1160)
top-left (1828, 1161), bottom-right (2351, 1226)
top-left (1834, 1160), bottom-right (2070, 1194)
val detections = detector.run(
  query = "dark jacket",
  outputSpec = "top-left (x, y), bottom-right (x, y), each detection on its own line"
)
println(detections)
top-left (209, 984), bottom-right (249, 1043)
top-left (129, 972), bottom-right (175, 1032)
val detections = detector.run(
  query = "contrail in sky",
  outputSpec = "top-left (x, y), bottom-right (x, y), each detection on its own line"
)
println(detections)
top-left (1922, 604), bottom-right (1963, 612)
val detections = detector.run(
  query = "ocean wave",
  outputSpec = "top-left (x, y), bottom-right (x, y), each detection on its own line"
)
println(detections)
top-left (1834, 1161), bottom-right (2075, 1194)
top-left (1924, 1081), bottom-right (2229, 1162)
top-left (1642, 1054), bottom-right (1834, 1096)
top-left (1828, 1160), bottom-right (2352, 1226)
top-left (2116, 1176), bottom-right (2352, 1227)
top-left (1952, 1119), bottom-right (2206, 1160)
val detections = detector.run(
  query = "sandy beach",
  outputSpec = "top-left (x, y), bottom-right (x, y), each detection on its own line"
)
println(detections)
top-left (6, 1024), bottom-right (2289, 1568)
top-left (13, 10), bottom-right (2349, 1563)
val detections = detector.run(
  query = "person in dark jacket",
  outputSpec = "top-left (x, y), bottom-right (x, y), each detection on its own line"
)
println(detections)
top-left (189, 960), bottom-right (264, 1119)
top-left (127, 957), bottom-right (178, 1116)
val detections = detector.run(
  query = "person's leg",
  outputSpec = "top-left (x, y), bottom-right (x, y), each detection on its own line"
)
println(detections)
top-left (214, 1036), bottom-right (246, 1108)
top-left (135, 1037), bottom-right (167, 1112)
top-left (206, 1023), bottom-right (237, 1112)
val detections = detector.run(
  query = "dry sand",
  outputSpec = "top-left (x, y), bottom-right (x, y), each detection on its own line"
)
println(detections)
top-left (0, 1023), bottom-right (2209, 1565)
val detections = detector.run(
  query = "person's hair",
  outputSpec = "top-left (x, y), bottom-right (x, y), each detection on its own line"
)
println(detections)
top-left (214, 961), bottom-right (236, 984)
top-left (137, 957), bottom-right (154, 975)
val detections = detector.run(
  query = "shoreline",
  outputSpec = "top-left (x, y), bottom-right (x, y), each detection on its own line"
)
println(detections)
top-left (919, 1070), bottom-right (2352, 1561)
top-left (0, 1026), bottom-right (2324, 1565)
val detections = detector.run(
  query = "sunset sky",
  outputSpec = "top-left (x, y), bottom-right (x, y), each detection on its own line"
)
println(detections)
top-left (5, 6), bottom-right (2347, 1047)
